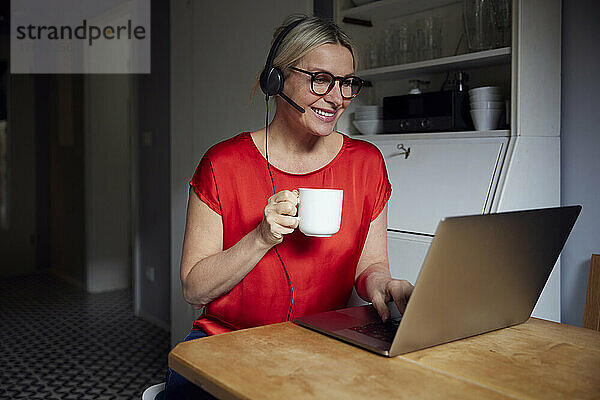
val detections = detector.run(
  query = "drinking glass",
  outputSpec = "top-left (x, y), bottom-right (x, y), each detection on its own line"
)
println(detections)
top-left (407, 21), bottom-right (418, 63)
top-left (490, 0), bottom-right (511, 47)
top-left (393, 23), bottom-right (410, 64)
top-left (415, 17), bottom-right (427, 61)
top-left (429, 16), bottom-right (442, 59)
top-left (463, 0), bottom-right (496, 51)
top-left (415, 16), bottom-right (442, 61)
top-left (367, 36), bottom-right (378, 69)
top-left (382, 26), bottom-right (396, 66)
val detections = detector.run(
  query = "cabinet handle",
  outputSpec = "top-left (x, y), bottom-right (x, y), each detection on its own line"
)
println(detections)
top-left (390, 144), bottom-right (410, 159)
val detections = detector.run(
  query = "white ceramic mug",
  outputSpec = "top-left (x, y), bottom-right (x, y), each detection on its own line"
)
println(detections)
top-left (295, 188), bottom-right (343, 237)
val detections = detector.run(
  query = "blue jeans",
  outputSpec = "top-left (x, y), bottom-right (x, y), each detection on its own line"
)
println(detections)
top-left (164, 329), bottom-right (217, 400)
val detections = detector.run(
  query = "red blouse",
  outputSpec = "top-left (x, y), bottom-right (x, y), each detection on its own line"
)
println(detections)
top-left (189, 132), bottom-right (391, 335)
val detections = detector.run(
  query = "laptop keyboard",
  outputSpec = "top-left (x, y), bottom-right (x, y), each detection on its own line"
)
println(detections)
top-left (349, 318), bottom-right (402, 343)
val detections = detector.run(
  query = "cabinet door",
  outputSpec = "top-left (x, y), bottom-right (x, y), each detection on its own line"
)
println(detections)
top-left (371, 137), bottom-right (508, 235)
top-left (387, 231), bottom-right (432, 285)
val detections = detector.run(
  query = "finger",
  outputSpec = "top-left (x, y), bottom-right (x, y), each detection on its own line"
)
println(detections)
top-left (394, 298), bottom-right (407, 315)
top-left (271, 225), bottom-right (297, 239)
top-left (273, 190), bottom-right (290, 203)
top-left (267, 194), bottom-right (279, 207)
top-left (280, 215), bottom-right (299, 228)
top-left (371, 293), bottom-right (390, 322)
top-left (269, 215), bottom-right (298, 231)
top-left (270, 214), bottom-right (298, 229)
top-left (273, 201), bottom-right (297, 216)
top-left (270, 225), bottom-right (294, 240)
top-left (388, 280), bottom-right (412, 314)
top-left (266, 214), bottom-right (296, 233)
top-left (274, 190), bottom-right (298, 205)
top-left (278, 226), bottom-right (295, 235)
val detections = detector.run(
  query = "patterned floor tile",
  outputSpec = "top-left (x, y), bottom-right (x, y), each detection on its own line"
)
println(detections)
top-left (0, 274), bottom-right (169, 399)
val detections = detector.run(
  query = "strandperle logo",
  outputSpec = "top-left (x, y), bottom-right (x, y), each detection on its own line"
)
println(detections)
top-left (11, 0), bottom-right (150, 74)
top-left (16, 19), bottom-right (147, 46)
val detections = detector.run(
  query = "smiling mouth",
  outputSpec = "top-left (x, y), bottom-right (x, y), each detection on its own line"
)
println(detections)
top-left (311, 107), bottom-right (336, 118)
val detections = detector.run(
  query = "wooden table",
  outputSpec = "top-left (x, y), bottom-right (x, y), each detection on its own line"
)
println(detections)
top-left (169, 318), bottom-right (600, 399)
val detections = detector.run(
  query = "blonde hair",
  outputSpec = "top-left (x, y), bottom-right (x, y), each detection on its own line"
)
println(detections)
top-left (252, 15), bottom-right (357, 98)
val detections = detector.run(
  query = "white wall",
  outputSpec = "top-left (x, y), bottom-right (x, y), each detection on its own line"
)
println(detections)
top-left (560, 0), bottom-right (600, 326)
top-left (84, 75), bottom-right (133, 293)
top-left (170, 0), bottom-right (312, 344)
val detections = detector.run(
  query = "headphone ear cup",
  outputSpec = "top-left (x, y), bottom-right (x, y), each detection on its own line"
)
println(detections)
top-left (261, 67), bottom-right (284, 97)
top-left (259, 68), bottom-right (270, 96)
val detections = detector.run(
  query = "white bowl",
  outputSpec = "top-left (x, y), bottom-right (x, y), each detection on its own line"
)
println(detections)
top-left (470, 109), bottom-right (503, 131)
top-left (470, 101), bottom-right (505, 109)
top-left (470, 93), bottom-right (504, 102)
top-left (353, 119), bottom-right (384, 135)
top-left (469, 86), bottom-right (502, 94)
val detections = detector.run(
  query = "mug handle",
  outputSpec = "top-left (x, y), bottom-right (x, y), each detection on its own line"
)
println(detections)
top-left (293, 199), bottom-right (300, 224)
top-left (293, 191), bottom-right (300, 223)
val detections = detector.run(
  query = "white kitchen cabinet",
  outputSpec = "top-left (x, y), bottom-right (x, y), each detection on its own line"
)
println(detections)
top-left (387, 231), bottom-right (432, 284)
top-left (370, 134), bottom-right (509, 235)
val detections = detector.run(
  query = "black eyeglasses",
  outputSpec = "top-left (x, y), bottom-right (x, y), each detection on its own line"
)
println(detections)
top-left (290, 67), bottom-right (363, 99)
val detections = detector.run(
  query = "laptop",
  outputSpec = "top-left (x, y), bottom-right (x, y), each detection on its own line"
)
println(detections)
top-left (295, 206), bottom-right (581, 357)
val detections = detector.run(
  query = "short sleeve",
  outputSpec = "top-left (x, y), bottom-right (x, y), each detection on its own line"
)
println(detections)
top-left (370, 152), bottom-right (392, 221)
top-left (189, 152), bottom-right (222, 215)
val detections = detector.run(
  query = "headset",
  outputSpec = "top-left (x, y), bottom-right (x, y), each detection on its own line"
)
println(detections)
top-left (259, 17), bottom-right (308, 321)
top-left (260, 18), bottom-right (306, 113)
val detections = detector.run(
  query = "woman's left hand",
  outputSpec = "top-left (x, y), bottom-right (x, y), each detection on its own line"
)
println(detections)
top-left (355, 204), bottom-right (415, 321)
top-left (358, 265), bottom-right (414, 322)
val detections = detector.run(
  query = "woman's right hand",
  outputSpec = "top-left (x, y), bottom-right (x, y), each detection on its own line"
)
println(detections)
top-left (257, 189), bottom-right (300, 246)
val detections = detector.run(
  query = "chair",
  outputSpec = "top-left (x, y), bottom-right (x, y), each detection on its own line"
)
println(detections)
top-left (583, 254), bottom-right (600, 330)
top-left (142, 382), bottom-right (165, 400)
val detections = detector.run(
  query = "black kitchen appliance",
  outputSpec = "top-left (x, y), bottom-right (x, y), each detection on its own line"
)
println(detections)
top-left (382, 90), bottom-right (473, 133)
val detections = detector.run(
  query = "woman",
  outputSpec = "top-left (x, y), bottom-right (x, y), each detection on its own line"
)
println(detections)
top-left (166, 15), bottom-right (414, 398)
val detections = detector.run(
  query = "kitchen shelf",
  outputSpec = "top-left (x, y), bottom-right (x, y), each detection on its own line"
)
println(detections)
top-left (341, 0), bottom-right (462, 21)
top-left (351, 129), bottom-right (510, 140)
top-left (358, 47), bottom-right (511, 81)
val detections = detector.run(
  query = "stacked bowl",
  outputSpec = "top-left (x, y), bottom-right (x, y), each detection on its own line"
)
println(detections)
top-left (352, 105), bottom-right (384, 135)
top-left (469, 86), bottom-right (504, 131)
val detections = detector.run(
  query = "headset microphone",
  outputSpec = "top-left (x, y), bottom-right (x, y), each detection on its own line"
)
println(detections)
top-left (279, 92), bottom-right (305, 113)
